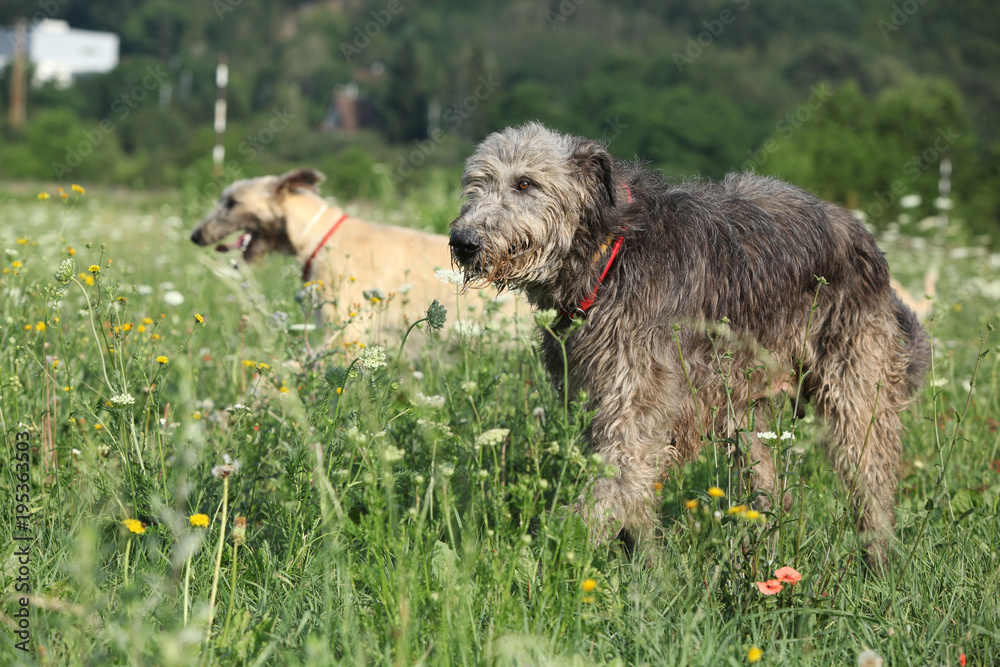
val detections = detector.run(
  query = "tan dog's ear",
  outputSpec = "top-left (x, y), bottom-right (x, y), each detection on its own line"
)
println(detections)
top-left (274, 168), bottom-right (326, 196)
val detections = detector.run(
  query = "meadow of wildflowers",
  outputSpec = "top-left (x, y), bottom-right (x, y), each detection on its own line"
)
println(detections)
top-left (1, 183), bottom-right (997, 665)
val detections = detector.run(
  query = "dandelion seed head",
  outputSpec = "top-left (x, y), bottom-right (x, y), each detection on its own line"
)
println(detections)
top-left (857, 650), bottom-right (883, 667)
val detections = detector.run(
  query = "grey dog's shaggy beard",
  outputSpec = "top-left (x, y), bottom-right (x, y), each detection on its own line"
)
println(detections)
top-left (450, 122), bottom-right (929, 570)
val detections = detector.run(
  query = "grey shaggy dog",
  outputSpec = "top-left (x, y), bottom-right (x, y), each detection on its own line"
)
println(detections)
top-left (449, 122), bottom-right (929, 569)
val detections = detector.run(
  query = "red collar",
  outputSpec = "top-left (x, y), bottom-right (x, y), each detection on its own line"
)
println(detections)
top-left (301, 213), bottom-right (348, 282)
top-left (561, 183), bottom-right (632, 319)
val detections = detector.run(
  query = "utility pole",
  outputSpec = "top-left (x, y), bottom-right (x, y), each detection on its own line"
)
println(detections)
top-left (9, 19), bottom-right (28, 130)
top-left (213, 52), bottom-right (228, 175)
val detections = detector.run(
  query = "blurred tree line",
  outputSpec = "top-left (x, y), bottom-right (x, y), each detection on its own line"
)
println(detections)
top-left (0, 0), bottom-right (997, 237)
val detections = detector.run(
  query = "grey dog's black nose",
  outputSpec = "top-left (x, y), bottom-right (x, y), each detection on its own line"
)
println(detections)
top-left (449, 229), bottom-right (481, 264)
top-left (191, 228), bottom-right (205, 245)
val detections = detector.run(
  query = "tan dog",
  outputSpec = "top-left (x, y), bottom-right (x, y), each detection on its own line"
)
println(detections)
top-left (190, 168), bottom-right (518, 342)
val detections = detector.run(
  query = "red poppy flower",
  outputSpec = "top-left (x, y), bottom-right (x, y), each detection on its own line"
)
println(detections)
top-left (756, 580), bottom-right (783, 595)
top-left (774, 566), bottom-right (802, 584)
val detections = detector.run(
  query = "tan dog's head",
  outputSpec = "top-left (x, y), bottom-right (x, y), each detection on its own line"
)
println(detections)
top-left (190, 168), bottom-right (325, 263)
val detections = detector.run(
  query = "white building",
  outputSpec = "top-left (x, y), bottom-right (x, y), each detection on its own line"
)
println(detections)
top-left (0, 19), bottom-right (119, 88)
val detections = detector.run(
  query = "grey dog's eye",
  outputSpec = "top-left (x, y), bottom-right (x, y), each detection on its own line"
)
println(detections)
top-left (224, 197), bottom-right (235, 209)
top-left (516, 179), bottom-right (531, 191)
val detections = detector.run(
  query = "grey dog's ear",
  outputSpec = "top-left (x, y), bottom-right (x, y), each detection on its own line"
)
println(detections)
top-left (274, 168), bottom-right (326, 196)
top-left (572, 139), bottom-right (616, 209)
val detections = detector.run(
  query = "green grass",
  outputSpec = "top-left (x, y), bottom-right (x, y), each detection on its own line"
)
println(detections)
top-left (1, 185), bottom-right (998, 666)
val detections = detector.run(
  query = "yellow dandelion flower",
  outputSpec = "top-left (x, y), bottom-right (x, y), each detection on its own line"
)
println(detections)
top-left (61, 192), bottom-right (68, 200)
top-left (11, 260), bottom-right (22, 268)
top-left (123, 519), bottom-right (146, 534)
top-left (194, 314), bottom-right (204, 324)
top-left (16, 238), bottom-right (28, 245)
top-left (35, 321), bottom-right (46, 332)
top-left (156, 356), bottom-right (168, 364)
top-left (242, 359), bottom-right (256, 367)
top-left (142, 317), bottom-right (153, 325)
top-left (685, 499), bottom-right (699, 510)
top-left (708, 486), bottom-right (725, 498)
top-left (51, 359), bottom-right (59, 368)
top-left (38, 192), bottom-right (50, 200)
top-left (88, 265), bottom-right (100, 274)
top-left (744, 509), bottom-right (761, 520)
top-left (747, 646), bottom-right (763, 663)
top-left (151, 333), bottom-right (160, 340)
top-left (336, 387), bottom-right (343, 395)
top-left (94, 424), bottom-right (103, 430)
top-left (137, 325), bottom-right (146, 333)
top-left (278, 385), bottom-right (290, 394)
top-left (582, 596), bottom-right (595, 604)
top-left (64, 386), bottom-right (72, 392)
top-left (4, 268), bottom-right (10, 275)
top-left (189, 513), bottom-right (210, 528)
top-left (23, 324), bottom-right (31, 330)
top-left (653, 481), bottom-right (664, 493)
top-left (727, 504), bottom-right (748, 515)
top-left (72, 184), bottom-right (85, 194)
top-left (67, 246), bottom-right (76, 255)
top-left (257, 362), bottom-right (270, 371)
top-left (581, 578), bottom-right (597, 592)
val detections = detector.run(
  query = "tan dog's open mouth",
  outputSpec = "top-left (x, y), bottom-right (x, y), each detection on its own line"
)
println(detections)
top-left (215, 232), bottom-right (255, 261)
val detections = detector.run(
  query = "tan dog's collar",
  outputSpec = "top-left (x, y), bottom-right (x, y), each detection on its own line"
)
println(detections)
top-left (301, 210), bottom-right (348, 282)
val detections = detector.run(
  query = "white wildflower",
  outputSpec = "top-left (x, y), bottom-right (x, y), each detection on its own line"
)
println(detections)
top-left (110, 393), bottom-right (135, 408)
top-left (756, 431), bottom-right (778, 441)
top-left (454, 320), bottom-right (482, 337)
top-left (163, 290), bottom-right (185, 306)
top-left (72, 448), bottom-right (81, 456)
top-left (899, 194), bottom-right (921, 209)
top-left (475, 428), bottom-right (509, 448)
top-left (412, 370), bottom-right (424, 381)
top-left (412, 392), bottom-right (445, 409)
top-left (359, 345), bottom-right (387, 371)
top-left (532, 406), bottom-right (545, 422)
top-left (382, 445), bottom-right (405, 464)
top-left (780, 431), bottom-right (795, 441)
top-left (438, 462), bottom-right (455, 478)
top-left (460, 380), bottom-right (477, 395)
top-left (434, 269), bottom-right (465, 285)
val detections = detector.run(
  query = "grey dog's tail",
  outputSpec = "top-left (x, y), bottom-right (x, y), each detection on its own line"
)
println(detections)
top-left (891, 290), bottom-right (931, 394)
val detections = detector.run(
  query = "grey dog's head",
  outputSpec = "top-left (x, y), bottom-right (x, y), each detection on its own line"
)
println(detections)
top-left (449, 123), bottom-right (618, 291)
top-left (190, 168), bottom-right (325, 263)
